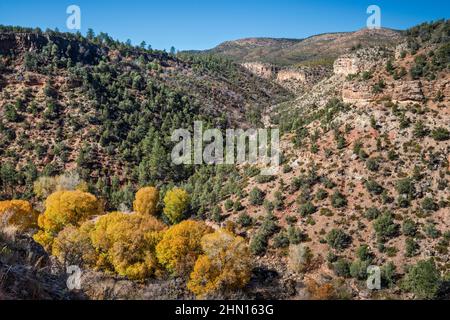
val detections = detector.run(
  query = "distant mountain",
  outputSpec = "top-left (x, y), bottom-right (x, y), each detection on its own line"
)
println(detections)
top-left (200, 28), bottom-right (404, 66)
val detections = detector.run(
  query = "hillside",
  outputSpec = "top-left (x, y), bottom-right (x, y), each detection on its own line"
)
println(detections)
top-left (202, 28), bottom-right (403, 67)
top-left (0, 20), bottom-right (449, 301)
top-left (0, 27), bottom-right (292, 208)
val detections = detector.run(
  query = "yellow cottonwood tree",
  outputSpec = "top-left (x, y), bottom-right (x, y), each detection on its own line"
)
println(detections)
top-left (33, 190), bottom-right (102, 250)
top-left (0, 200), bottom-right (39, 231)
top-left (156, 220), bottom-right (212, 276)
top-left (89, 212), bottom-right (167, 280)
top-left (133, 186), bottom-right (159, 215)
top-left (163, 188), bottom-right (189, 224)
top-left (188, 229), bottom-right (252, 297)
top-left (52, 221), bottom-right (97, 267)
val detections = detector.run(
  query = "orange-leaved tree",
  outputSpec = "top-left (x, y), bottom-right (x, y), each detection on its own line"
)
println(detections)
top-left (187, 229), bottom-right (252, 297)
top-left (0, 200), bottom-right (39, 231)
top-left (33, 190), bottom-right (102, 250)
top-left (133, 186), bottom-right (159, 216)
top-left (89, 211), bottom-right (167, 280)
top-left (156, 220), bottom-right (212, 276)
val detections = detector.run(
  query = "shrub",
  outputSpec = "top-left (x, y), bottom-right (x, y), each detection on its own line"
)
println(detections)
top-left (365, 179), bottom-right (384, 195)
top-left (236, 212), bottom-right (253, 227)
top-left (233, 201), bottom-right (244, 212)
top-left (326, 229), bottom-right (351, 250)
top-left (403, 259), bottom-right (441, 299)
top-left (298, 201), bottom-right (317, 217)
top-left (405, 238), bottom-right (420, 257)
top-left (187, 229), bottom-right (252, 297)
top-left (413, 121), bottom-right (428, 138)
top-left (316, 189), bottom-right (329, 201)
top-left (431, 127), bottom-right (449, 141)
top-left (133, 186), bottom-right (159, 215)
top-left (381, 262), bottom-right (397, 288)
top-left (224, 199), bottom-right (234, 211)
top-left (373, 212), bottom-right (399, 242)
top-left (365, 207), bottom-right (381, 221)
top-left (424, 223), bottom-right (440, 239)
top-left (273, 232), bottom-right (290, 248)
top-left (289, 244), bottom-right (314, 273)
top-left (163, 188), bottom-right (190, 224)
top-left (331, 191), bottom-right (347, 208)
top-left (350, 260), bottom-right (370, 280)
top-left (256, 175), bottom-right (275, 184)
top-left (288, 226), bottom-right (306, 245)
top-left (421, 197), bottom-right (438, 212)
top-left (333, 258), bottom-right (350, 277)
top-left (396, 178), bottom-right (415, 196)
top-left (0, 200), bottom-right (39, 231)
top-left (356, 245), bottom-right (374, 262)
top-left (402, 219), bottom-right (417, 236)
top-left (366, 158), bottom-right (380, 172)
top-left (156, 220), bottom-right (212, 276)
top-left (34, 190), bottom-right (102, 250)
top-left (249, 232), bottom-right (268, 256)
top-left (249, 187), bottom-right (265, 206)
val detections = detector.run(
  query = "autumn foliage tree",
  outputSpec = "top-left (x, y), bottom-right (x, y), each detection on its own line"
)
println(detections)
top-left (0, 200), bottom-right (39, 231)
top-left (52, 211), bottom-right (167, 280)
top-left (156, 220), bottom-right (212, 276)
top-left (133, 186), bottom-right (159, 215)
top-left (187, 229), bottom-right (252, 297)
top-left (33, 190), bottom-right (102, 250)
top-left (89, 212), bottom-right (167, 279)
top-left (163, 188), bottom-right (190, 224)
top-left (52, 222), bottom-right (97, 267)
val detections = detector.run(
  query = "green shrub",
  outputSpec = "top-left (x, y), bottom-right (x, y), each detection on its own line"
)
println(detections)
top-left (403, 259), bottom-right (441, 299)
top-left (422, 197), bottom-right (438, 212)
top-left (365, 207), bottom-right (381, 221)
top-left (356, 245), bottom-right (374, 262)
top-left (326, 229), bottom-right (352, 250)
top-left (249, 187), bottom-right (265, 206)
top-left (373, 212), bottom-right (399, 242)
top-left (396, 178), bottom-right (415, 196)
top-left (381, 262), bottom-right (397, 288)
top-left (298, 201), bottom-right (317, 217)
top-left (249, 232), bottom-right (268, 256)
top-left (402, 219), bottom-right (417, 236)
top-left (237, 212), bottom-right (253, 227)
top-left (424, 223), bottom-right (441, 239)
top-left (365, 179), bottom-right (384, 195)
top-left (431, 127), bottom-right (449, 141)
top-left (366, 158), bottom-right (380, 172)
top-left (273, 232), bottom-right (290, 248)
top-left (413, 121), bottom-right (428, 138)
top-left (333, 258), bottom-right (350, 277)
top-left (405, 238), bottom-right (420, 257)
top-left (224, 199), bottom-right (234, 211)
top-left (350, 260), bottom-right (370, 280)
top-left (288, 226), bottom-right (306, 245)
top-left (316, 189), bottom-right (328, 201)
top-left (331, 192), bottom-right (347, 208)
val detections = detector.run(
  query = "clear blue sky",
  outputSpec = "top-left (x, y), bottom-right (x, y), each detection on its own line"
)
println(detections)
top-left (0, 0), bottom-right (448, 50)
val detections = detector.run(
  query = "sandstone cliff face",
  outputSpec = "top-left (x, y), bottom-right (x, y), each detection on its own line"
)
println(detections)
top-left (241, 62), bottom-right (277, 79)
top-left (342, 82), bottom-right (376, 104)
top-left (241, 62), bottom-right (331, 94)
top-left (333, 56), bottom-right (360, 76)
top-left (334, 47), bottom-right (390, 76)
top-left (392, 80), bottom-right (424, 103)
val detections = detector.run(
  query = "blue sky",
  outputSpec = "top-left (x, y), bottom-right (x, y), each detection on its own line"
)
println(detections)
top-left (0, 0), bottom-right (448, 50)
